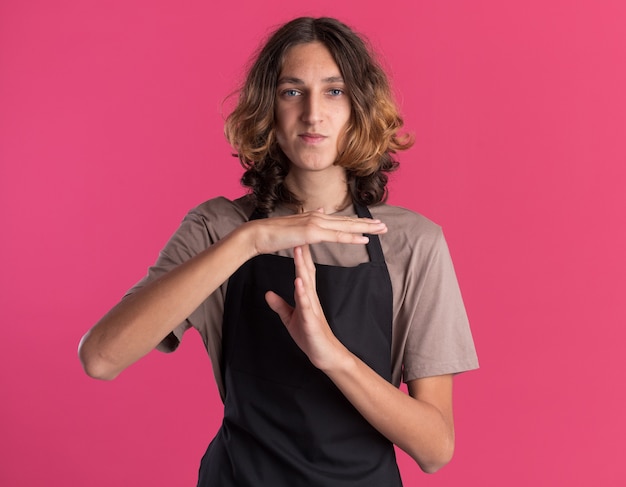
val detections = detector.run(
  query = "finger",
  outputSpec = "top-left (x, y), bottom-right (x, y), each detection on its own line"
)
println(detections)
top-left (310, 213), bottom-right (388, 235)
top-left (265, 291), bottom-right (294, 326)
top-left (302, 216), bottom-right (387, 244)
top-left (294, 246), bottom-right (317, 290)
top-left (324, 231), bottom-right (370, 245)
top-left (294, 247), bottom-right (323, 315)
top-left (293, 276), bottom-right (315, 317)
top-left (252, 212), bottom-right (388, 255)
top-left (299, 244), bottom-right (316, 281)
top-left (293, 246), bottom-right (313, 290)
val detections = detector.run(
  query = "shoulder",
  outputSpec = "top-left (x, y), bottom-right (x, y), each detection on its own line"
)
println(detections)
top-left (369, 203), bottom-right (444, 252)
top-left (187, 195), bottom-right (255, 225)
top-left (160, 195), bottom-right (254, 255)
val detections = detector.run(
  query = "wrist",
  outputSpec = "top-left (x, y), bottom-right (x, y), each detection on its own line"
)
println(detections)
top-left (318, 338), bottom-right (357, 378)
top-left (231, 220), bottom-right (262, 260)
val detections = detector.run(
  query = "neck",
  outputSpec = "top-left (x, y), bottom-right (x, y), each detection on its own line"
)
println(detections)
top-left (285, 166), bottom-right (351, 214)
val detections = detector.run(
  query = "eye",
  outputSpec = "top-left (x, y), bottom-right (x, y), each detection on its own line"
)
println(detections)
top-left (281, 89), bottom-right (301, 97)
top-left (328, 88), bottom-right (344, 96)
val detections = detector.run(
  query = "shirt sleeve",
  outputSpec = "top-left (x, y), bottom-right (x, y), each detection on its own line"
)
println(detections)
top-left (124, 207), bottom-right (217, 352)
top-left (401, 228), bottom-right (479, 382)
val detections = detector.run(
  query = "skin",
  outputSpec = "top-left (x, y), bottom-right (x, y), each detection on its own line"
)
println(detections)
top-left (266, 245), bottom-right (455, 473)
top-left (79, 41), bottom-right (455, 474)
top-left (275, 41), bottom-right (352, 208)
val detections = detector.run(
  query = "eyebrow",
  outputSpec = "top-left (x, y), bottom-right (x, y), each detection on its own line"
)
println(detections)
top-left (277, 76), bottom-right (345, 86)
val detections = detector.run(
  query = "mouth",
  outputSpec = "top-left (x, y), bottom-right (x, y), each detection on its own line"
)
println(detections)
top-left (298, 133), bottom-right (327, 144)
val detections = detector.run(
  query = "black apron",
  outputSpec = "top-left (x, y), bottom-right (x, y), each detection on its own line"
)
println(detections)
top-left (197, 204), bottom-right (403, 486)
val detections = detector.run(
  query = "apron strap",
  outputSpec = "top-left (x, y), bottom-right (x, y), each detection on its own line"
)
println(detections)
top-left (249, 207), bottom-right (267, 221)
top-left (355, 203), bottom-right (385, 264)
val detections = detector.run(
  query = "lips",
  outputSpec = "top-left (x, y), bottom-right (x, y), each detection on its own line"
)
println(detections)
top-left (299, 133), bottom-right (327, 144)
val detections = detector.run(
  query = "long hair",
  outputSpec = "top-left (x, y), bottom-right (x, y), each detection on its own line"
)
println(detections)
top-left (224, 17), bottom-right (413, 213)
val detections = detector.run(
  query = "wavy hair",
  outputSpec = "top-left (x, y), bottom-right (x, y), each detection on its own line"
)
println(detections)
top-left (224, 17), bottom-right (413, 213)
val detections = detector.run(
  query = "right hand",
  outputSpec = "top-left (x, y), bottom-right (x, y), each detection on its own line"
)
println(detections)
top-left (244, 209), bottom-right (388, 256)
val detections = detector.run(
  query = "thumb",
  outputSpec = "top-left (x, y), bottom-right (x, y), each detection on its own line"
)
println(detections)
top-left (265, 290), bottom-right (294, 325)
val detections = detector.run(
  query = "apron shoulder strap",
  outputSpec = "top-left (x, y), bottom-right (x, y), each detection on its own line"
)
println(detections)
top-left (249, 207), bottom-right (267, 221)
top-left (354, 204), bottom-right (385, 264)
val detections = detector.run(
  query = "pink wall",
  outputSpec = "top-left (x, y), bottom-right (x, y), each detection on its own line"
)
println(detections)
top-left (2, 1), bottom-right (625, 485)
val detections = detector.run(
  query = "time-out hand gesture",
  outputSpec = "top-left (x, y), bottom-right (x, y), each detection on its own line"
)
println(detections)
top-left (248, 210), bottom-right (387, 256)
top-left (265, 244), bottom-right (346, 372)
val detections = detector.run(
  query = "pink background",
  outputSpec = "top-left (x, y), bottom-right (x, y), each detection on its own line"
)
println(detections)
top-left (1, 1), bottom-right (625, 485)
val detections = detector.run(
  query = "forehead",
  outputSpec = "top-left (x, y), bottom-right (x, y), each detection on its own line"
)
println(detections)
top-left (279, 41), bottom-right (342, 78)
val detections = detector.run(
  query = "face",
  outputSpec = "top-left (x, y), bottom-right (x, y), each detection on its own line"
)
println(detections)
top-left (274, 42), bottom-right (352, 176)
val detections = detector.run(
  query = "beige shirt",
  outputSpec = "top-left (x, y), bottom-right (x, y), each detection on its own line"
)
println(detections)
top-left (128, 195), bottom-right (478, 400)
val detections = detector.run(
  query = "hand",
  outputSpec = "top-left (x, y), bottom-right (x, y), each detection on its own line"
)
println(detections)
top-left (266, 247), bottom-right (456, 473)
top-left (246, 209), bottom-right (387, 256)
top-left (265, 245), bottom-right (347, 371)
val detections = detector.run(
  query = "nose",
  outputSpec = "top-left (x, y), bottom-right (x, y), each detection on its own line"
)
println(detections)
top-left (301, 92), bottom-right (323, 125)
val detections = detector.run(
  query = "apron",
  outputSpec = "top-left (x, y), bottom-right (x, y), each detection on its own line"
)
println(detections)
top-left (197, 204), bottom-right (403, 486)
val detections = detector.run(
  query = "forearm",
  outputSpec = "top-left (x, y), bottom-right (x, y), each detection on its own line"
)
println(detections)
top-left (80, 213), bottom-right (388, 380)
top-left (78, 226), bottom-right (255, 380)
top-left (323, 347), bottom-right (454, 473)
top-left (267, 244), bottom-right (455, 472)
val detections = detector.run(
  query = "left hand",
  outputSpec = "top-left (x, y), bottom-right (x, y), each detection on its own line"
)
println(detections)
top-left (265, 245), bottom-right (345, 371)
top-left (266, 247), bottom-right (456, 473)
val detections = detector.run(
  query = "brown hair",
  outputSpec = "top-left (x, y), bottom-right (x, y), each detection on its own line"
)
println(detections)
top-left (224, 17), bottom-right (413, 213)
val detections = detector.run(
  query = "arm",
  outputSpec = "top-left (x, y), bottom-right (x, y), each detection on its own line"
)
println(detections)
top-left (78, 212), bottom-right (387, 380)
top-left (324, 356), bottom-right (454, 473)
top-left (265, 245), bottom-right (455, 473)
